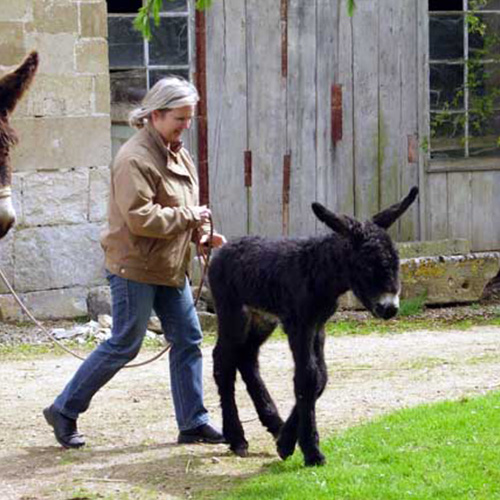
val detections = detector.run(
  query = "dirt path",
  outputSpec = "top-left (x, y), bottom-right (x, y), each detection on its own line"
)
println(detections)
top-left (1, 326), bottom-right (500, 500)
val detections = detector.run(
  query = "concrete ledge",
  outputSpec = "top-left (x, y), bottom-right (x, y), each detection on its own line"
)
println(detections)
top-left (400, 252), bottom-right (500, 305)
top-left (340, 252), bottom-right (500, 309)
top-left (397, 239), bottom-right (470, 259)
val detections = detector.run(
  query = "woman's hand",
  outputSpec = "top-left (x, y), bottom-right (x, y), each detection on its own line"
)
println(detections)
top-left (192, 205), bottom-right (212, 225)
top-left (199, 232), bottom-right (227, 249)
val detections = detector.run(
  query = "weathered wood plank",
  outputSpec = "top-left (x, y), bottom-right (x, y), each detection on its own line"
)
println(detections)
top-left (352, 0), bottom-right (379, 220)
top-left (426, 172), bottom-right (448, 240)
top-left (206, 0), bottom-right (248, 238)
top-left (471, 171), bottom-right (500, 251)
top-left (287, 0), bottom-right (317, 237)
top-left (246, 0), bottom-right (286, 236)
top-left (397, 0), bottom-right (420, 241)
top-left (417, 0), bottom-right (430, 240)
top-left (317, 0), bottom-right (355, 224)
top-left (316, 0), bottom-right (337, 221)
top-left (447, 172), bottom-right (472, 242)
top-left (378, 0), bottom-right (402, 240)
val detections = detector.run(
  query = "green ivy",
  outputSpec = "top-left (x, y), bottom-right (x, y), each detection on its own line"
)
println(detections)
top-left (134, 0), bottom-right (213, 40)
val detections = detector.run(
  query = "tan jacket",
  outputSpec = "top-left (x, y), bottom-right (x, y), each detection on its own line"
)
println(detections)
top-left (101, 123), bottom-right (206, 287)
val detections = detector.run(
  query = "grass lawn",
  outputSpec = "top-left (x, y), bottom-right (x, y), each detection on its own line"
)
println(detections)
top-left (212, 391), bottom-right (500, 500)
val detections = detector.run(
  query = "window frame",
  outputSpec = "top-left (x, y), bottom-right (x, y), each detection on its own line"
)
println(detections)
top-left (427, 1), bottom-right (500, 173)
top-left (107, 0), bottom-right (193, 124)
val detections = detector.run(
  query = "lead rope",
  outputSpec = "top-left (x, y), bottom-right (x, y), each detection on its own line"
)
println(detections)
top-left (0, 216), bottom-right (214, 369)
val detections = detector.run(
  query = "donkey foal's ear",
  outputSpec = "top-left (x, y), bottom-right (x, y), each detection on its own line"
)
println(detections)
top-left (371, 186), bottom-right (419, 230)
top-left (311, 202), bottom-right (360, 237)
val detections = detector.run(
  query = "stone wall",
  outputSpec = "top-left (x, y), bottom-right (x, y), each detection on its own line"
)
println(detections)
top-left (0, 0), bottom-right (111, 321)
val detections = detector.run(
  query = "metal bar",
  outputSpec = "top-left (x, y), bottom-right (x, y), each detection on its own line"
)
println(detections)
top-left (195, 8), bottom-right (209, 206)
top-left (408, 135), bottom-right (418, 164)
top-left (331, 84), bottom-right (343, 145)
top-left (244, 150), bottom-right (252, 234)
top-left (281, 0), bottom-right (288, 79)
top-left (464, 0), bottom-right (470, 158)
top-left (282, 153), bottom-right (291, 235)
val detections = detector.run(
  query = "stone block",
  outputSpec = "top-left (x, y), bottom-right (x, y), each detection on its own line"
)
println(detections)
top-left (15, 75), bottom-right (93, 117)
top-left (0, 232), bottom-right (15, 295)
top-left (24, 33), bottom-right (76, 75)
top-left (397, 239), bottom-right (471, 259)
top-left (0, 0), bottom-right (29, 22)
top-left (0, 287), bottom-right (88, 322)
top-left (11, 116), bottom-right (112, 171)
top-left (94, 74), bottom-right (111, 115)
top-left (87, 285), bottom-right (111, 320)
top-left (89, 166), bottom-right (110, 222)
top-left (338, 252), bottom-right (500, 310)
top-left (80, 2), bottom-right (108, 38)
top-left (23, 168), bottom-right (89, 226)
top-left (400, 252), bottom-right (500, 305)
top-left (14, 223), bottom-right (106, 292)
top-left (0, 22), bottom-right (26, 65)
top-left (75, 39), bottom-right (109, 74)
top-left (33, 1), bottom-right (78, 34)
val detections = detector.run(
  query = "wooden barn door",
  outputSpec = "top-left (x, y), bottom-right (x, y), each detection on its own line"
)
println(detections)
top-left (205, 0), bottom-right (422, 242)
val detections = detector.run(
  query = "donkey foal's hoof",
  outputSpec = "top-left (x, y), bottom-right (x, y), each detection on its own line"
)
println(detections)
top-left (305, 451), bottom-right (326, 467)
top-left (276, 431), bottom-right (296, 460)
top-left (230, 443), bottom-right (249, 457)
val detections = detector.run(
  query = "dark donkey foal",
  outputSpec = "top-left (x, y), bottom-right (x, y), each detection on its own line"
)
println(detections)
top-left (208, 187), bottom-right (418, 466)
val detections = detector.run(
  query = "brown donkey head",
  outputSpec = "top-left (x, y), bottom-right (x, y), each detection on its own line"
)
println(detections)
top-left (0, 51), bottom-right (39, 239)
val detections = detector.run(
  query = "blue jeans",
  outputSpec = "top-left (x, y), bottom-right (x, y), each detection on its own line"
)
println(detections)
top-left (54, 273), bottom-right (209, 431)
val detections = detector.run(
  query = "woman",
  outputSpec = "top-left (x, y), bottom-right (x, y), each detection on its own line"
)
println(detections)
top-left (44, 77), bottom-right (226, 448)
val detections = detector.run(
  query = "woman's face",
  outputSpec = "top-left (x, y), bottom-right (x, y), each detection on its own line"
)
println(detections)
top-left (151, 105), bottom-right (195, 143)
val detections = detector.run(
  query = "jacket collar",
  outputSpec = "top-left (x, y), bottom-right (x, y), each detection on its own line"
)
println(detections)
top-left (144, 122), bottom-right (191, 179)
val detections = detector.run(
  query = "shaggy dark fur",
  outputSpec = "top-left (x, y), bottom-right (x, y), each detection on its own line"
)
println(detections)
top-left (209, 187), bottom-right (418, 466)
top-left (0, 51), bottom-right (39, 187)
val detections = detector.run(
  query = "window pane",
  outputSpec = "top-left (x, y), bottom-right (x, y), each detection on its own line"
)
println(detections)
top-left (108, 17), bottom-right (144, 68)
top-left (161, 0), bottom-right (188, 12)
top-left (149, 17), bottom-right (189, 66)
top-left (110, 69), bottom-right (147, 122)
top-left (469, 111), bottom-right (500, 157)
top-left (430, 63), bottom-right (464, 109)
top-left (430, 111), bottom-right (465, 159)
top-left (430, 16), bottom-right (464, 60)
top-left (149, 68), bottom-right (190, 87)
top-left (106, 0), bottom-right (142, 14)
top-left (469, 62), bottom-right (500, 109)
top-left (474, 0), bottom-right (500, 10)
top-left (429, 0), bottom-right (463, 12)
top-left (469, 14), bottom-right (500, 59)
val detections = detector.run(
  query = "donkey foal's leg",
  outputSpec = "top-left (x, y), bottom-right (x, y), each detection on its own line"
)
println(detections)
top-left (213, 340), bottom-right (248, 456)
top-left (288, 328), bottom-right (326, 466)
top-left (238, 317), bottom-right (283, 439)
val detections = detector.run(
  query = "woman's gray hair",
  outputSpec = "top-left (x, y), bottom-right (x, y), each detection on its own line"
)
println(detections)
top-left (129, 76), bottom-right (199, 129)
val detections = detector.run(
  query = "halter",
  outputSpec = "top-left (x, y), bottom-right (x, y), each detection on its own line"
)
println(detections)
top-left (0, 186), bottom-right (12, 199)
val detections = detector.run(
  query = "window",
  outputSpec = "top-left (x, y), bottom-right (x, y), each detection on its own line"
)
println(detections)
top-left (107, 0), bottom-right (191, 123)
top-left (429, 0), bottom-right (500, 162)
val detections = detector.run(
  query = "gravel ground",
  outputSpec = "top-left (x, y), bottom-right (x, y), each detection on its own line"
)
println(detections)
top-left (1, 320), bottom-right (500, 499)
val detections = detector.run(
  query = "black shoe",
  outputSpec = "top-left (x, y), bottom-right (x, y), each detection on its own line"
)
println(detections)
top-left (178, 423), bottom-right (226, 444)
top-left (43, 405), bottom-right (85, 449)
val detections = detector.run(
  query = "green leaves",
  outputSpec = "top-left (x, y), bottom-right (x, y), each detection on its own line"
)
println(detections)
top-left (134, 0), bottom-right (213, 40)
top-left (347, 0), bottom-right (356, 17)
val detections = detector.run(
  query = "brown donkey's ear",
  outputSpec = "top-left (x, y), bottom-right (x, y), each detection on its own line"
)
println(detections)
top-left (0, 51), bottom-right (39, 115)
top-left (371, 187), bottom-right (419, 230)
top-left (311, 202), bottom-right (362, 238)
